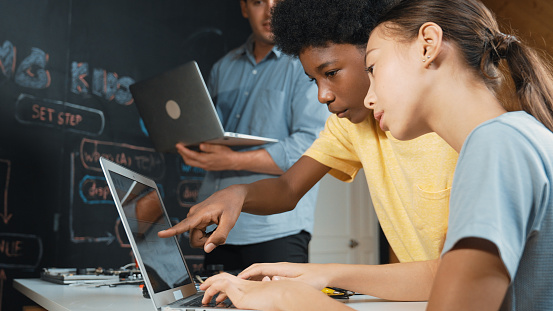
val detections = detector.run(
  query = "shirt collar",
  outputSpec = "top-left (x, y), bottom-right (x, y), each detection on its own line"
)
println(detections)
top-left (239, 34), bottom-right (282, 60)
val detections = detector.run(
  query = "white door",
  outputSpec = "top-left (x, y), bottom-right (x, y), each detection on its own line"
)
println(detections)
top-left (309, 169), bottom-right (379, 264)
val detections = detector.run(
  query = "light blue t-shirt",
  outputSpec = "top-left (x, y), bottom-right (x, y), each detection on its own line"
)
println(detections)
top-left (443, 111), bottom-right (553, 310)
top-left (199, 35), bottom-right (329, 245)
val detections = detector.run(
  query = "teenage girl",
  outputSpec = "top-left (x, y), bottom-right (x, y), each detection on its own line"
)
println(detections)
top-left (363, 0), bottom-right (553, 309)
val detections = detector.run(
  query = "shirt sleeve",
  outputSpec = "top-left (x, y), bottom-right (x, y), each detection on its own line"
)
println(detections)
top-left (264, 71), bottom-right (330, 171)
top-left (443, 122), bottom-right (546, 279)
top-left (206, 61), bottom-right (220, 98)
top-left (304, 115), bottom-right (362, 182)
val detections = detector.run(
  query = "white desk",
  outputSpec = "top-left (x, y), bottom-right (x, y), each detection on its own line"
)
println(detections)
top-left (343, 296), bottom-right (426, 311)
top-left (15, 278), bottom-right (427, 311)
top-left (14, 278), bottom-right (153, 311)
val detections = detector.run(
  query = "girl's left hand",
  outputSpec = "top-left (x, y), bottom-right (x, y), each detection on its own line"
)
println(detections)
top-left (200, 273), bottom-right (285, 310)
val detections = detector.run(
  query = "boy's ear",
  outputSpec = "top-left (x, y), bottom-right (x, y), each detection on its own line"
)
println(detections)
top-left (417, 22), bottom-right (443, 68)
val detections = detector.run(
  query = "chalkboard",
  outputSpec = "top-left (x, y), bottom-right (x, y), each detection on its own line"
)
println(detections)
top-left (0, 1), bottom-right (251, 309)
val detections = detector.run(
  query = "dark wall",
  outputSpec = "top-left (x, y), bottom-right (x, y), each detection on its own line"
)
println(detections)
top-left (0, 1), bottom-right (251, 309)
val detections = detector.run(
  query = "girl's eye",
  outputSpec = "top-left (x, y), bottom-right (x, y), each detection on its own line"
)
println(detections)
top-left (365, 66), bottom-right (374, 75)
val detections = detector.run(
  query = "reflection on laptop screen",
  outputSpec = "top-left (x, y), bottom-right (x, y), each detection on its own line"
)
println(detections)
top-left (108, 171), bottom-right (192, 293)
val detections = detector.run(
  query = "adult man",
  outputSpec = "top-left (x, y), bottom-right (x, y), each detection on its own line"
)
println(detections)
top-left (163, 0), bottom-right (458, 272)
top-left (176, 0), bottom-right (329, 271)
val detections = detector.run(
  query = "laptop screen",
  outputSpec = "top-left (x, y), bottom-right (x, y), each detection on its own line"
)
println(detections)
top-left (108, 170), bottom-right (192, 293)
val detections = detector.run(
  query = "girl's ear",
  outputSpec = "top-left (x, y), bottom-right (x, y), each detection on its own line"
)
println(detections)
top-left (417, 22), bottom-right (443, 69)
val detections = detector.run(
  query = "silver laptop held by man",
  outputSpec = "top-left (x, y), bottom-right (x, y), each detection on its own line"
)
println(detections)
top-left (130, 61), bottom-right (278, 153)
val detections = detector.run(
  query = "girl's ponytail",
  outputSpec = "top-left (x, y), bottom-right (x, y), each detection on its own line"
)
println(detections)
top-left (499, 36), bottom-right (553, 132)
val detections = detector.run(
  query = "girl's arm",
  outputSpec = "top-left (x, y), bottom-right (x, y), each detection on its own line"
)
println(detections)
top-left (427, 238), bottom-right (510, 310)
top-left (240, 259), bottom-right (440, 301)
top-left (325, 260), bottom-right (439, 301)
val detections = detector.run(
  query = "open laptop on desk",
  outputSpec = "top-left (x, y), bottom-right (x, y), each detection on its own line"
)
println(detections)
top-left (100, 157), bottom-right (254, 311)
top-left (130, 61), bottom-right (278, 153)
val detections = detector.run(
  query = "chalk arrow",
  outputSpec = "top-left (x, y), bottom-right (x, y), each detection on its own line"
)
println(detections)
top-left (0, 159), bottom-right (11, 225)
top-left (0, 213), bottom-right (12, 224)
top-left (0, 268), bottom-right (5, 310)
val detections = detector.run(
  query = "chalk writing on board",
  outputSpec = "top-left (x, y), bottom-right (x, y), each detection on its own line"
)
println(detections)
top-left (70, 152), bottom-right (118, 244)
top-left (15, 93), bottom-right (106, 136)
top-left (15, 47), bottom-right (51, 89)
top-left (71, 62), bottom-right (135, 106)
top-left (179, 161), bottom-right (205, 177)
top-left (0, 233), bottom-right (42, 269)
top-left (0, 160), bottom-right (11, 225)
top-left (0, 40), bottom-right (134, 105)
top-left (79, 138), bottom-right (165, 179)
top-left (0, 268), bottom-right (6, 311)
top-left (0, 41), bottom-right (16, 78)
top-left (177, 180), bottom-right (202, 208)
top-left (0, 41), bottom-right (50, 89)
top-left (79, 175), bottom-right (112, 205)
top-left (78, 175), bottom-right (165, 205)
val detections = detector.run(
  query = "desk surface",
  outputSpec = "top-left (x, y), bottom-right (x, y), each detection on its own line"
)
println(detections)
top-left (14, 278), bottom-right (427, 311)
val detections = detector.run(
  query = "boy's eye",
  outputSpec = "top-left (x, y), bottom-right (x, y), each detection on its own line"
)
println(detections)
top-left (307, 77), bottom-right (318, 85)
top-left (326, 70), bottom-right (338, 77)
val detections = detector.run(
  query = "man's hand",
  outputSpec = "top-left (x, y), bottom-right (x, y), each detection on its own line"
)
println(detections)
top-left (157, 184), bottom-right (247, 253)
top-left (176, 143), bottom-right (239, 171)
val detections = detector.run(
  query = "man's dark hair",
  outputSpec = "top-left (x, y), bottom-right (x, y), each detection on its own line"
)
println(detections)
top-left (271, 0), bottom-right (394, 57)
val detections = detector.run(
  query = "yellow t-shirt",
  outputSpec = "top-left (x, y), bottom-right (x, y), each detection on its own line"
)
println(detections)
top-left (305, 114), bottom-right (458, 262)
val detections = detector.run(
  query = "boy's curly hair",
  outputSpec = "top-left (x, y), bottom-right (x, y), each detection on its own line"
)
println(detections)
top-left (271, 0), bottom-right (393, 57)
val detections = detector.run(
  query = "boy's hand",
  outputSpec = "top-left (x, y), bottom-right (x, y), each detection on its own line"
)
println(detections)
top-left (157, 184), bottom-right (247, 253)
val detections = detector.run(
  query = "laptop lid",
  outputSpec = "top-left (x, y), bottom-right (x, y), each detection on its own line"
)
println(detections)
top-left (130, 61), bottom-right (277, 153)
top-left (100, 157), bottom-right (199, 309)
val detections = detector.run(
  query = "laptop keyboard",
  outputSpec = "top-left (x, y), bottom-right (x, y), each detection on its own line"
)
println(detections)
top-left (176, 294), bottom-right (234, 308)
top-left (181, 295), bottom-right (204, 306)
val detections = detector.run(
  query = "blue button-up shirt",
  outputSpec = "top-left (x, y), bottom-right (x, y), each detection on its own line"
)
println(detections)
top-left (199, 35), bottom-right (330, 244)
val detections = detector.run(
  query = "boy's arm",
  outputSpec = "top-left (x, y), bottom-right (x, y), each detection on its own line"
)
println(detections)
top-left (240, 155), bottom-right (329, 214)
top-left (158, 156), bottom-right (330, 251)
top-left (427, 238), bottom-right (510, 310)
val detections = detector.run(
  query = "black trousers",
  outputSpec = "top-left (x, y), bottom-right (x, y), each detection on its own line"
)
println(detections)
top-left (204, 230), bottom-right (311, 272)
